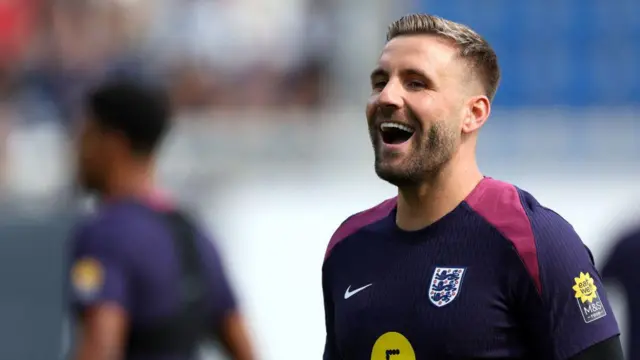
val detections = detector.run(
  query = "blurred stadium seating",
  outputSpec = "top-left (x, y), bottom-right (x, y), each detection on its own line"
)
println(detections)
top-left (418, 0), bottom-right (640, 107)
top-left (0, 0), bottom-right (637, 359)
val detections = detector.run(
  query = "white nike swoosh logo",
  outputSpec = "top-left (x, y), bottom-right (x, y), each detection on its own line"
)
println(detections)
top-left (344, 284), bottom-right (373, 299)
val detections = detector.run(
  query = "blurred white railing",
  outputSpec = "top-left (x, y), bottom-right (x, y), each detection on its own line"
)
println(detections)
top-left (2, 107), bottom-right (638, 199)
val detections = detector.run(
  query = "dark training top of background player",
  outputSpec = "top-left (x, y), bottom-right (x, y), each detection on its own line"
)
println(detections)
top-left (323, 178), bottom-right (620, 360)
top-left (602, 226), bottom-right (640, 360)
top-left (70, 196), bottom-right (237, 360)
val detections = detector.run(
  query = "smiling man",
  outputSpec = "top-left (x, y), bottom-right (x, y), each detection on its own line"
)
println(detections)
top-left (321, 14), bottom-right (623, 360)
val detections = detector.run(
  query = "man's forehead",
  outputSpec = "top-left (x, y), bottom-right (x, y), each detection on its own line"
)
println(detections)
top-left (376, 34), bottom-right (461, 75)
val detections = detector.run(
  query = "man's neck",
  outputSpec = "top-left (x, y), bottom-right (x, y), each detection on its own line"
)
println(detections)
top-left (395, 157), bottom-right (483, 231)
top-left (102, 163), bottom-right (156, 201)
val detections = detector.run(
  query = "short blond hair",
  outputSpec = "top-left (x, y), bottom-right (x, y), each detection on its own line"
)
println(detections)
top-left (387, 14), bottom-right (500, 101)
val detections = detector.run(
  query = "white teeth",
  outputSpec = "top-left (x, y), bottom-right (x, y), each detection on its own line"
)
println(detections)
top-left (380, 122), bottom-right (414, 133)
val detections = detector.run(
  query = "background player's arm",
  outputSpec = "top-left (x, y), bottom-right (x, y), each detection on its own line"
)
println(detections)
top-left (207, 240), bottom-right (256, 360)
top-left (218, 311), bottom-right (255, 360)
top-left (70, 224), bottom-right (132, 360)
top-left (513, 208), bottom-right (621, 359)
top-left (74, 305), bottom-right (129, 360)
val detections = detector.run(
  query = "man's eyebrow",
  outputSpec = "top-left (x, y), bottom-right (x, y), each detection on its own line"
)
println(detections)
top-left (402, 68), bottom-right (427, 78)
top-left (369, 68), bottom-right (387, 80)
top-left (401, 68), bottom-right (436, 88)
top-left (370, 68), bottom-right (432, 80)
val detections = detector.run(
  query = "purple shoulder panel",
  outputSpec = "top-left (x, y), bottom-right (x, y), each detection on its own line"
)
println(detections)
top-left (466, 178), bottom-right (541, 293)
top-left (324, 197), bottom-right (397, 261)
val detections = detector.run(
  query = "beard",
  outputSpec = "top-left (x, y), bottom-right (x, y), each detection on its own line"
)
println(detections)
top-left (370, 113), bottom-right (457, 187)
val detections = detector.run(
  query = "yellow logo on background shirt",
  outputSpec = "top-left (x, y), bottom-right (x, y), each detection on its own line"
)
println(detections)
top-left (572, 272), bottom-right (597, 303)
top-left (71, 257), bottom-right (104, 298)
top-left (371, 332), bottom-right (415, 360)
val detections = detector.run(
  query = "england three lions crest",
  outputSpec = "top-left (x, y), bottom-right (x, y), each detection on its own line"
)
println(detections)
top-left (429, 267), bottom-right (466, 307)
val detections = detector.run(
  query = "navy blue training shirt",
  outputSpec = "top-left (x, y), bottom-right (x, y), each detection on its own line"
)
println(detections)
top-left (322, 177), bottom-right (619, 359)
top-left (69, 196), bottom-right (237, 360)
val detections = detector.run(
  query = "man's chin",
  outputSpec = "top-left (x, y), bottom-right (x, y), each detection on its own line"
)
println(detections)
top-left (374, 162), bottom-right (421, 187)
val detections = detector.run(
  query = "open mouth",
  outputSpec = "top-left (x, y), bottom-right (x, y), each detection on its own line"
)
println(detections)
top-left (380, 122), bottom-right (415, 145)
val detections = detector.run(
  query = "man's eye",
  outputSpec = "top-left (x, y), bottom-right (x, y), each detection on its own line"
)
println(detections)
top-left (372, 81), bottom-right (387, 89)
top-left (407, 80), bottom-right (425, 89)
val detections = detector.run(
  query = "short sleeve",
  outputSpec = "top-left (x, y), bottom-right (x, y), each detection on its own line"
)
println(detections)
top-left (70, 222), bottom-right (132, 314)
top-left (203, 237), bottom-right (237, 330)
top-left (514, 208), bottom-right (620, 359)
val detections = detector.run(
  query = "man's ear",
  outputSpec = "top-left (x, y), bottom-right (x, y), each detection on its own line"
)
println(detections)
top-left (461, 95), bottom-right (490, 134)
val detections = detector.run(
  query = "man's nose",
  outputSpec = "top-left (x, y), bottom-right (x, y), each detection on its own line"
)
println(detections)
top-left (376, 82), bottom-right (403, 114)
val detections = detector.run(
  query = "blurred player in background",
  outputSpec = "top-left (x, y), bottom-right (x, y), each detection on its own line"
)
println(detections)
top-left (602, 226), bottom-right (640, 359)
top-left (69, 79), bottom-right (255, 360)
top-left (322, 14), bottom-right (622, 359)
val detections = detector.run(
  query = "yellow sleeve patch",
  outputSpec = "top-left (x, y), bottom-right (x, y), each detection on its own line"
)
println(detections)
top-left (572, 271), bottom-right (607, 323)
top-left (71, 257), bottom-right (104, 297)
top-left (572, 272), bottom-right (597, 303)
